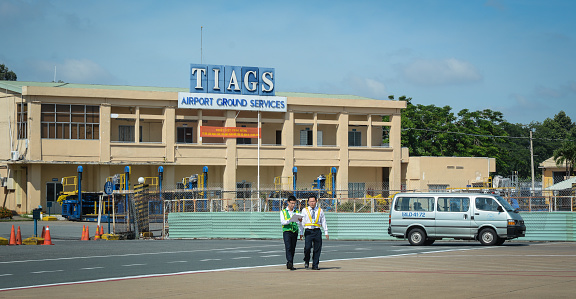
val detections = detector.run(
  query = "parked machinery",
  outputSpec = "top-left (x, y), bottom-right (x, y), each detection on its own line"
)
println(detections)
top-left (58, 166), bottom-right (103, 221)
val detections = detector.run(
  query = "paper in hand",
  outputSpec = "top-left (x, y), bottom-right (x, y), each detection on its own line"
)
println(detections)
top-left (289, 213), bottom-right (303, 222)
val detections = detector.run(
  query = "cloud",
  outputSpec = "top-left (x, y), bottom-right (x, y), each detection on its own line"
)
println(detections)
top-left (346, 75), bottom-right (388, 99)
top-left (398, 58), bottom-right (483, 86)
top-left (33, 59), bottom-right (118, 84)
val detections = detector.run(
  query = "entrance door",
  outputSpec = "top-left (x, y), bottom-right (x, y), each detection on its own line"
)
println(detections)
top-left (435, 196), bottom-right (472, 238)
top-left (46, 182), bottom-right (63, 215)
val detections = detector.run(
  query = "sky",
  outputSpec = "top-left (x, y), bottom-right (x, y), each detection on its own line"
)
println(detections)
top-left (1, 0), bottom-right (575, 125)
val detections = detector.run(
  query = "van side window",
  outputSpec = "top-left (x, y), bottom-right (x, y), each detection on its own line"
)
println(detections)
top-left (394, 197), bottom-right (435, 212)
top-left (437, 197), bottom-right (470, 212)
top-left (476, 197), bottom-right (500, 212)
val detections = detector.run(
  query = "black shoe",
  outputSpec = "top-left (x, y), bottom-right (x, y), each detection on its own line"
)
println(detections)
top-left (311, 266), bottom-right (319, 270)
top-left (286, 262), bottom-right (293, 269)
top-left (304, 262), bottom-right (309, 269)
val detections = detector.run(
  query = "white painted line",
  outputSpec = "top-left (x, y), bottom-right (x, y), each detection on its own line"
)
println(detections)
top-left (200, 259), bottom-right (221, 262)
top-left (0, 245), bottom-right (494, 292)
top-left (0, 245), bottom-right (279, 265)
top-left (80, 267), bottom-right (104, 270)
top-left (0, 274), bottom-right (13, 277)
top-left (31, 270), bottom-right (64, 274)
top-left (260, 255), bottom-right (281, 258)
top-left (167, 261), bottom-right (188, 264)
top-left (122, 264), bottom-right (146, 267)
top-left (231, 257), bottom-right (251, 260)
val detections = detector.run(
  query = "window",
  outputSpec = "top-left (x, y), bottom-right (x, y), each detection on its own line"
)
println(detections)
top-left (177, 127), bottom-right (194, 143)
top-left (300, 128), bottom-right (313, 145)
top-left (17, 103), bottom-right (27, 139)
top-left (237, 125), bottom-right (252, 145)
top-left (394, 197), bottom-right (435, 212)
top-left (119, 125), bottom-right (135, 142)
top-left (437, 197), bottom-right (470, 212)
top-left (275, 130), bottom-right (282, 145)
top-left (475, 197), bottom-right (500, 212)
top-left (428, 184), bottom-right (448, 192)
top-left (41, 104), bottom-right (99, 139)
top-left (348, 129), bottom-right (361, 146)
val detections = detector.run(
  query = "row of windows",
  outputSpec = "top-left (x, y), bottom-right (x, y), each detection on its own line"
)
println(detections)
top-left (394, 197), bottom-right (502, 212)
top-left (41, 104), bottom-right (100, 139)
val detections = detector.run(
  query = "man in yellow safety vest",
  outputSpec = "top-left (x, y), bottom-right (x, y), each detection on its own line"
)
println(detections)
top-left (280, 195), bottom-right (303, 270)
top-left (301, 194), bottom-right (329, 270)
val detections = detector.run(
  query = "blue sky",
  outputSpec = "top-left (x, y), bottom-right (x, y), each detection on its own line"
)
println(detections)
top-left (1, 0), bottom-right (575, 124)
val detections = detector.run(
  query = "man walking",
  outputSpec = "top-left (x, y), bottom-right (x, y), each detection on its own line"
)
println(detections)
top-left (280, 195), bottom-right (303, 270)
top-left (301, 195), bottom-right (328, 270)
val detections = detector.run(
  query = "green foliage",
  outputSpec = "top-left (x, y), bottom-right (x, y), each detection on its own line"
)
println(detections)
top-left (0, 64), bottom-right (17, 81)
top-left (553, 141), bottom-right (576, 178)
top-left (0, 206), bottom-right (13, 219)
top-left (391, 95), bottom-right (576, 179)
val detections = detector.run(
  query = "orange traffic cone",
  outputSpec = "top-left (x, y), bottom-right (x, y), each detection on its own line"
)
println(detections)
top-left (85, 226), bottom-right (90, 240)
top-left (9, 225), bottom-right (17, 245)
top-left (94, 225), bottom-right (100, 240)
top-left (99, 225), bottom-right (104, 236)
top-left (81, 225), bottom-right (86, 240)
top-left (43, 226), bottom-right (54, 245)
top-left (41, 226), bottom-right (46, 238)
top-left (16, 226), bottom-right (22, 245)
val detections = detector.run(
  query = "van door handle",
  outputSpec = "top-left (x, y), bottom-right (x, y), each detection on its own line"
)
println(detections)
top-left (464, 214), bottom-right (468, 219)
top-left (475, 213), bottom-right (480, 215)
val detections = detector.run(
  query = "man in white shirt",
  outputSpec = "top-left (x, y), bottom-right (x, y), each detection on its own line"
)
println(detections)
top-left (300, 195), bottom-right (328, 270)
top-left (280, 195), bottom-right (303, 270)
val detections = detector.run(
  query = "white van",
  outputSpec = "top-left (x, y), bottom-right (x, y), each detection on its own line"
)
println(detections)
top-left (388, 193), bottom-right (526, 246)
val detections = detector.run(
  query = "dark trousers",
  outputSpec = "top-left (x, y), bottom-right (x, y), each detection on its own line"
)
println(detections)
top-left (304, 229), bottom-right (322, 267)
top-left (283, 230), bottom-right (298, 264)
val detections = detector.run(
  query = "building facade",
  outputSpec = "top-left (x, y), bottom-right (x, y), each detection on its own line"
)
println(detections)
top-left (1, 81), bottom-right (410, 213)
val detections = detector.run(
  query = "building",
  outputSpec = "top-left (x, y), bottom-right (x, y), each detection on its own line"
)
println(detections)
top-left (0, 79), bottom-right (411, 214)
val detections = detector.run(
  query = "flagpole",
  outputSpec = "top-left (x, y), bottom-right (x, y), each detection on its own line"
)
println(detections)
top-left (258, 111), bottom-right (261, 211)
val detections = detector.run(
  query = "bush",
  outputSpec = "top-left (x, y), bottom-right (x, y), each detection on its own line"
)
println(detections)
top-left (0, 206), bottom-right (13, 219)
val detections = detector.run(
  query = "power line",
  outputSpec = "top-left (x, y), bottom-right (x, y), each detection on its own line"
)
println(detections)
top-left (402, 128), bottom-right (575, 142)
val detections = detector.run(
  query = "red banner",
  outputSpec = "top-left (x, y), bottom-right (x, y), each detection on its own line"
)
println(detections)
top-left (200, 126), bottom-right (261, 138)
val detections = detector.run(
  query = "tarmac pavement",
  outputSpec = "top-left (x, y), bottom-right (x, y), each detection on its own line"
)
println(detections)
top-left (2, 241), bottom-right (575, 298)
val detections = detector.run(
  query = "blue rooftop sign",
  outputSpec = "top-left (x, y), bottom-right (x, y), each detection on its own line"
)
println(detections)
top-left (190, 64), bottom-right (275, 96)
top-left (180, 63), bottom-right (285, 112)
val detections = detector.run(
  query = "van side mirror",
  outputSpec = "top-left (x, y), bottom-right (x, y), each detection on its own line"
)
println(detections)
top-left (497, 206), bottom-right (503, 212)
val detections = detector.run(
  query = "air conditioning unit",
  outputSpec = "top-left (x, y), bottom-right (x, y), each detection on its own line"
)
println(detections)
top-left (11, 151), bottom-right (19, 161)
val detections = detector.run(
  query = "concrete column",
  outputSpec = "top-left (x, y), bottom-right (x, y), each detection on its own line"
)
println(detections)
top-left (312, 112), bottom-right (318, 147)
top-left (197, 110), bottom-right (203, 145)
top-left (337, 112), bottom-right (349, 197)
top-left (135, 107), bottom-right (140, 143)
top-left (100, 104), bottom-right (111, 162)
top-left (27, 164), bottom-right (41, 213)
top-left (164, 107), bottom-right (175, 162)
top-left (367, 114), bottom-right (372, 148)
top-left (28, 100), bottom-right (41, 161)
top-left (390, 113), bottom-right (402, 191)
top-left (281, 111), bottom-right (294, 188)
top-left (223, 111), bottom-right (237, 195)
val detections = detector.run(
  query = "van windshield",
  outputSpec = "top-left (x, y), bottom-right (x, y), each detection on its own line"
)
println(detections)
top-left (495, 196), bottom-right (515, 212)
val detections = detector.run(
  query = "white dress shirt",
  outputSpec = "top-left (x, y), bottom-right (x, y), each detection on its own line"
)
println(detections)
top-left (301, 206), bottom-right (328, 235)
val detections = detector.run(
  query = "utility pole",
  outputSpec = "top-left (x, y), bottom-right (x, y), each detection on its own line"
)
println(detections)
top-left (530, 130), bottom-right (535, 196)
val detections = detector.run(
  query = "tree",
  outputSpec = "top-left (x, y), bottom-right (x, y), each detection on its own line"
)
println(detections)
top-left (552, 141), bottom-right (576, 179)
top-left (0, 64), bottom-right (17, 81)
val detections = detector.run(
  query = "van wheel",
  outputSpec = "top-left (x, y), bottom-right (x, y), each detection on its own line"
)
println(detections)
top-left (408, 228), bottom-right (426, 246)
top-left (479, 228), bottom-right (498, 246)
top-left (424, 239), bottom-right (435, 246)
top-left (495, 238), bottom-right (505, 246)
